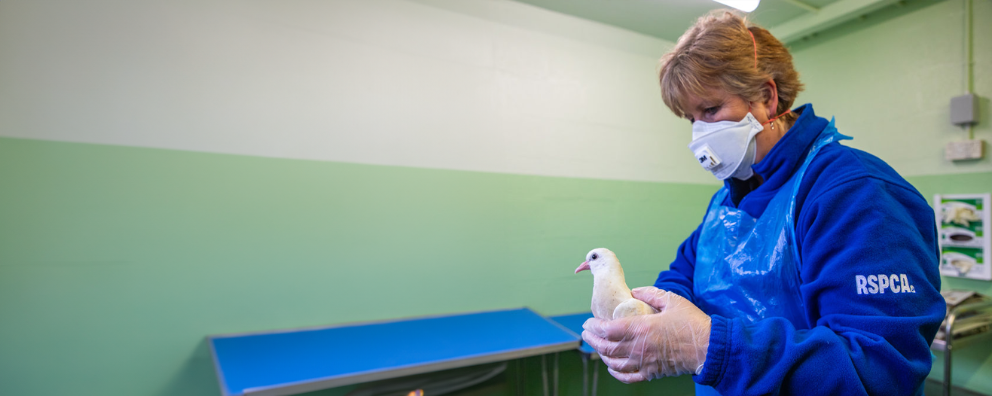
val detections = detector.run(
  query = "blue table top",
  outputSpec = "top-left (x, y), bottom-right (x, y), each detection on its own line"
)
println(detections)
top-left (208, 308), bottom-right (580, 396)
top-left (548, 312), bottom-right (596, 356)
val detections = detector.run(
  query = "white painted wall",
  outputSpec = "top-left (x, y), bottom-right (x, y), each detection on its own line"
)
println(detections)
top-left (0, 0), bottom-right (718, 185)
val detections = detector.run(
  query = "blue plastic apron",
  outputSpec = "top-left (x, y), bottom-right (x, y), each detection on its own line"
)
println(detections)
top-left (692, 120), bottom-right (849, 396)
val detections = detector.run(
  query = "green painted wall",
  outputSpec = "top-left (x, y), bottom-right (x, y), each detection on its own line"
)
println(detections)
top-left (4, 0), bottom-right (992, 395)
top-left (5, 133), bottom-right (992, 395)
top-left (10, 141), bottom-right (989, 396)
top-left (792, 0), bottom-right (992, 177)
top-left (0, 137), bottom-right (708, 395)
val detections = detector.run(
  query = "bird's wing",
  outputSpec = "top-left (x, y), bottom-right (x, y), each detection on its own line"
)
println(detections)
top-left (612, 298), bottom-right (658, 319)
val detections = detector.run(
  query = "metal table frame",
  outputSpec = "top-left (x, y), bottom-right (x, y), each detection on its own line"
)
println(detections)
top-left (547, 312), bottom-right (601, 396)
top-left (931, 300), bottom-right (992, 396)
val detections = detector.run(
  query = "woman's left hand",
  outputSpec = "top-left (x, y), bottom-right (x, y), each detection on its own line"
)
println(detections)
top-left (582, 287), bottom-right (712, 383)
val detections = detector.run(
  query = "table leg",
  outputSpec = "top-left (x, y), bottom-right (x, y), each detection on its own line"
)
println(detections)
top-left (581, 354), bottom-right (589, 396)
top-left (515, 359), bottom-right (523, 396)
top-left (553, 352), bottom-right (559, 396)
top-left (542, 354), bottom-right (549, 396)
top-left (591, 359), bottom-right (599, 396)
top-left (944, 341), bottom-right (952, 396)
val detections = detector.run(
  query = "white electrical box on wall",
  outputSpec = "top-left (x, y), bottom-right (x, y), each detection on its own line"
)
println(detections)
top-left (946, 140), bottom-right (984, 161)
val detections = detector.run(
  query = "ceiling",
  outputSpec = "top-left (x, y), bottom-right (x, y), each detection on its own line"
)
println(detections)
top-left (508, 0), bottom-right (847, 43)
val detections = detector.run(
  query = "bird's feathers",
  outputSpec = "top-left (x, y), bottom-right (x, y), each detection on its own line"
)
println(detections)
top-left (576, 248), bottom-right (658, 320)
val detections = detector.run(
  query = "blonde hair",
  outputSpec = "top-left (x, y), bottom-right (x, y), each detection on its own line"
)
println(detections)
top-left (659, 10), bottom-right (803, 124)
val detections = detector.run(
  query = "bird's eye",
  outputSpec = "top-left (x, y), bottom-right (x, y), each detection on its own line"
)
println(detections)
top-left (591, 253), bottom-right (598, 260)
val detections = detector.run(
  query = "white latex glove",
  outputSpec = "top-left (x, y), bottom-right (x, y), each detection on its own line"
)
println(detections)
top-left (582, 287), bottom-right (711, 383)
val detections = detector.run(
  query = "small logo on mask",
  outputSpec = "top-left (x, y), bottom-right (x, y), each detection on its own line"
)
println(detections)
top-left (693, 145), bottom-right (721, 170)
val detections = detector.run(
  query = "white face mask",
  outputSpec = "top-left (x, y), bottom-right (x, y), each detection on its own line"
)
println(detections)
top-left (688, 112), bottom-right (764, 180)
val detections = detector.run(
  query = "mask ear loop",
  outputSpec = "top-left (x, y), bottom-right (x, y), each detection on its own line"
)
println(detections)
top-left (764, 110), bottom-right (792, 129)
top-left (748, 29), bottom-right (792, 130)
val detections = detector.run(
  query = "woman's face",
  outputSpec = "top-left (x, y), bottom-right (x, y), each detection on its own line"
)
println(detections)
top-left (683, 83), bottom-right (784, 165)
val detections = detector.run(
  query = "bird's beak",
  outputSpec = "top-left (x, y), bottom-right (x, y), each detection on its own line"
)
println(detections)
top-left (575, 261), bottom-right (590, 274)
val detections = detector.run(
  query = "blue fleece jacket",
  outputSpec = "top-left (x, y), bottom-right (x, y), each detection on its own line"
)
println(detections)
top-left (654, 104), bottom-right (945, 396)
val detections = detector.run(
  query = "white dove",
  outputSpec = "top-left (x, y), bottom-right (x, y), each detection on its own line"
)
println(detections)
top-left (574, 248), bottom-right (658, 320)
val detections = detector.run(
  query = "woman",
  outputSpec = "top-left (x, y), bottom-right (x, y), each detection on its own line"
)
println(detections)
top-left (581, 10), bottom-right (945, 396)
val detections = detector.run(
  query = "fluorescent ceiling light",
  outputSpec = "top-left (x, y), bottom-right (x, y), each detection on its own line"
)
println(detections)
top-left (713, 0), bottom-right (760, 12)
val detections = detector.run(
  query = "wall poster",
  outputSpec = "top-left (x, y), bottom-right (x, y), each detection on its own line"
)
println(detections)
top-left (935, 193), bottom-right (992, 281)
